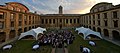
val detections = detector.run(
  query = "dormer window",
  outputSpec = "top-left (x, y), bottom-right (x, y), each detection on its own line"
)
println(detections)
top-left (11, 7), bottom-right (14, 10)
top-left (0, 12), bottom-right (4, 19)
top-left (18, 8), bottom-right (21, 12)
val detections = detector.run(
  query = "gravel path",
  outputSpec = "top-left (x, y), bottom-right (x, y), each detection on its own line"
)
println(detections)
top-left (55, 48), bottom-right (65, 53)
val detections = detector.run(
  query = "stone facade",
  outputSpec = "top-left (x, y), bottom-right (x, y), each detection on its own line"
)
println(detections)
top-left (40, 14), bottom-right (80, 28)
top-left (0, 2), bottom-right (120, 44)
top-left (0, 2), bottom-right (40, 43)
top-left (40, 5), bottom-right (81, 28)
top-left (80, 2), bottom-right (120, 40)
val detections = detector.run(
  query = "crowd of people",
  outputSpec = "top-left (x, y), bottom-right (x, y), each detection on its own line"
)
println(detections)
top-left (37, 30), bottom-right (75, 48)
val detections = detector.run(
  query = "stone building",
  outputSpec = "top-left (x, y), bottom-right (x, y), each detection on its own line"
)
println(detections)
top-left (80, 2), bottom-right (120, 41)
top-left (0, 2), bottom-right (120, 44)
top-left (41, 2), bottom-right (120, 41)
top-left (0, 2), bottom-right (40, 43)
top-left (40, 5), bottom-right (81, 28)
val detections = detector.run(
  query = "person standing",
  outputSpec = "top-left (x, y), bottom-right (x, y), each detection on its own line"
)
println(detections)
top-left (80, 45), bottom-right (83, 52)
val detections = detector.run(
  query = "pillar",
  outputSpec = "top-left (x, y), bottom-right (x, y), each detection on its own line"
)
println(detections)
top-left (15, 29), bottom-right (18, 37)
top-left (5, 12), bottom-right (10, 41)
top-left (15, 13), bottom-right (19, 36)
top-left (27, 15), bottom-right (29, 30)
top-left (5, 31), bottom-right (10, 41)
top-left (22, 14), bottom-right (25, 32)
top-left (109, 29), bottom-right (113, 40)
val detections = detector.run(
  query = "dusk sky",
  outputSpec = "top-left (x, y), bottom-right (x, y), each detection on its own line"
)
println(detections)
top-left (0, 0), bottom-right (120, 14)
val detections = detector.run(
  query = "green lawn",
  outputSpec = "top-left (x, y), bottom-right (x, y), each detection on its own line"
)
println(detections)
top-left (1, 29), bottom-right (120, 53)
top-left (0, 40), bottom-right (52, 53)
top-left (68, 31), bottom-right (120, 53)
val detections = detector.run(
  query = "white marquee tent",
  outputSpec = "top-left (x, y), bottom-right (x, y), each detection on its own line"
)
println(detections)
top-left (76, 27), bottom-right (102, 39)
top-left (18, 27), bottom-right (46, 40)
top-left (36, 27), bottom-right (46, 31)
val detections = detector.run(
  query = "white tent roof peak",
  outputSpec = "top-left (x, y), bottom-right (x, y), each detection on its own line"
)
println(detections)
top-left (76, 27), bottom-right (102, 40)
top-left (18, 27), bottom-right (46, 40)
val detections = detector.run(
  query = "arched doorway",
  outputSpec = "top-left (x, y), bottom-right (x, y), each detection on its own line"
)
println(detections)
top-left (97, 27), bottom-right (101, 34)
top-left (59, 24), bottom-right (62, 29)
top-left (89, 26), bottom-right (91, 29)
top-left (18, 28), bottom-right (22, 36)
top-left (24, 27), bottom-right (27, 32)
top-left (112, 31), bottom-right (120, 40)
top-left (93, 27), bottom-right (96, 31)
top-left (10, 30), bottom-right (16, 39)
top-left (32, 26), bottom-right (34, 29)
top-left (0, 32), bottom-right (6, 43)
top-left (103, 29), bottom-right (109, 37)
top-left (29, 27), bottom-right (31, 30)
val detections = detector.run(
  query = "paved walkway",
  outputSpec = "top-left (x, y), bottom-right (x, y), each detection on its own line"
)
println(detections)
top-left (51, 48), bottom-right (68, 53)
top-left (104, 37), bottom-right (120, 46)
top-left (51, 48), bottom-right (55, 53)
top-left (55, 48), bottom-right (65, 53)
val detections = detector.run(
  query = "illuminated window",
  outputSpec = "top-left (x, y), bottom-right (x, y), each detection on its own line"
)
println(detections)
top-left (10, 13), bottom-right (14, 20)
top-left (0, 12), bottom-right (4, 19)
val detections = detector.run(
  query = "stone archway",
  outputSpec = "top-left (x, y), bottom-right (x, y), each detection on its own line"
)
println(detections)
top-left (0, 32), bottom-right (6, 43)
top-left (89, 26), bottom-right (91, 29)
top-left (97, 27), bottom-right (101, 34)
top-left (93, 27), bottom-right (96, 31)
top-left (18, 28), bottom-right (22, 36)
top-left (10, 30), bottom-right (16, 39)
top-left (24, 27), bottom-right (27, 32)
top-left (112, 30), bottom-right (120, 40)
top-left (32, 26), bottom-right (34, 29)
top-left (103, 29), bottom-right (109, 37)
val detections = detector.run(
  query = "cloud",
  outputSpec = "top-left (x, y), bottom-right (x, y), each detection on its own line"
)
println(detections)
top-left (1, 0), bottom-right (120, 14)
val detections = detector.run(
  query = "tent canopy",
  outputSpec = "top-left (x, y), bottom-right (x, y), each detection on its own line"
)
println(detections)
top-left (18, 27), bottom-right (46, 40)
top-left (76, 27), bottom-right (102, 39)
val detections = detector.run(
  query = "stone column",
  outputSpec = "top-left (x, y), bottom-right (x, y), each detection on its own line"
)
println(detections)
top-left (15, 13), bottom-right (19, 36)
top-left (118, 9), bottom-right (120, 29)
top-left (27, 15), bottom-right (29, 30)
top-left (108, 11), bottom-right (112, 28)
top-left (31, 15), bottom-right (33, 28)
top-left (64, 19), bottom-right (66, 27)
top-left (109, 29), bottom-right (113, 40)
top-left (5, 31), bottom-right (10, 41)
top-left (101, 12), bottom-right (104, 27)
top-left (5, 12), bottom-right (10, 41)
top-left (22, 14), bottom-right (24, 32)
top-left (55, 19), bottom-right (57, 27)
top-left (101, 28), bottom-right (104, 37)
top-left (48, 19), bottom-right (50, 27)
